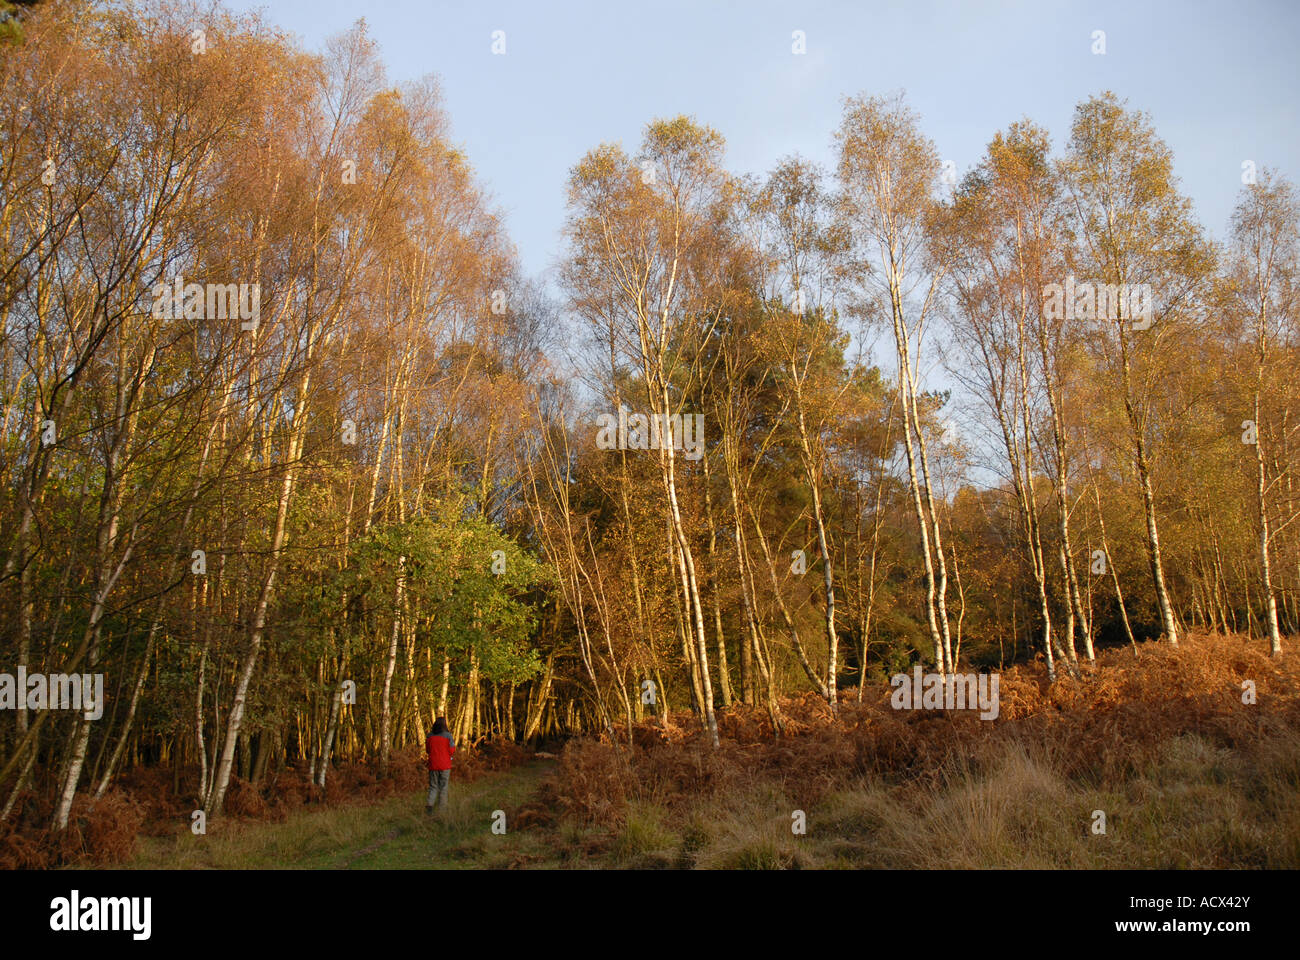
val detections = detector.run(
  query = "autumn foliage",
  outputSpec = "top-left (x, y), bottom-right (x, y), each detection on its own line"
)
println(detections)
top-left (551, 632), bottom-right (1299, 829)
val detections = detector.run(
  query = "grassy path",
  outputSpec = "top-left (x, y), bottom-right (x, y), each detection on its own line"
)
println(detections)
top-left (121, 761), bottom-right (568, 870)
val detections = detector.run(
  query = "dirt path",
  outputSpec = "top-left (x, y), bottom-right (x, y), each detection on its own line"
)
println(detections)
top-left (125, 761), bottom-right (561, 871)
top-left (338, 761), bottom-right (557, 870)
top-left (338, 824), bottom-right (407, 869)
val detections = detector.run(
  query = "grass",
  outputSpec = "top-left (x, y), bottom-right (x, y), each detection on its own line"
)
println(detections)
top-left (118, 761), bottom-right (560, 870)
top-left (636, 732), bottom-right (1300, 870)
top-left (110, 728), bottom-right (1300, 870)
top-left (84, 633), bottom-right (1300, 870)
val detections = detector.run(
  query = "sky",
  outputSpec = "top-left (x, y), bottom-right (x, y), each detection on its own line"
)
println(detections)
top-left (223, 0), bottom-right (1300, 283)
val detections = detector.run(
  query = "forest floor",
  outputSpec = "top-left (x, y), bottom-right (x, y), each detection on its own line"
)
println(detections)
top-left (114, 730), bottom-right (1300, 870)
top-left (102, 632), bottom-right (1300, 870)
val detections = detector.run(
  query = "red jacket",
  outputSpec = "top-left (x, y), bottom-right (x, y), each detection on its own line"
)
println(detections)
top-left (426, 731), bottom-right (456, 771)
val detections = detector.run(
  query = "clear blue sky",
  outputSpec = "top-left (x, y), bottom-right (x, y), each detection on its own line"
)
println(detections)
top-left (227, 0), bottom-right (1298, 282)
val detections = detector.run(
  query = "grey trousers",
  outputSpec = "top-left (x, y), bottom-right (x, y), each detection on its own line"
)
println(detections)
top-left (427, 769), bottom-right (450, 809)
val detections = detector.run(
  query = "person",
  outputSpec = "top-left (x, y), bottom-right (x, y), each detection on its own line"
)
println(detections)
top-left (425, 717), bottom-right (456, 814)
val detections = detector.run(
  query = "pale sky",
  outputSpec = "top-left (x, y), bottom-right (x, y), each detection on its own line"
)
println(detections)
top-left (225, 0), bottom-right (1299, 281)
